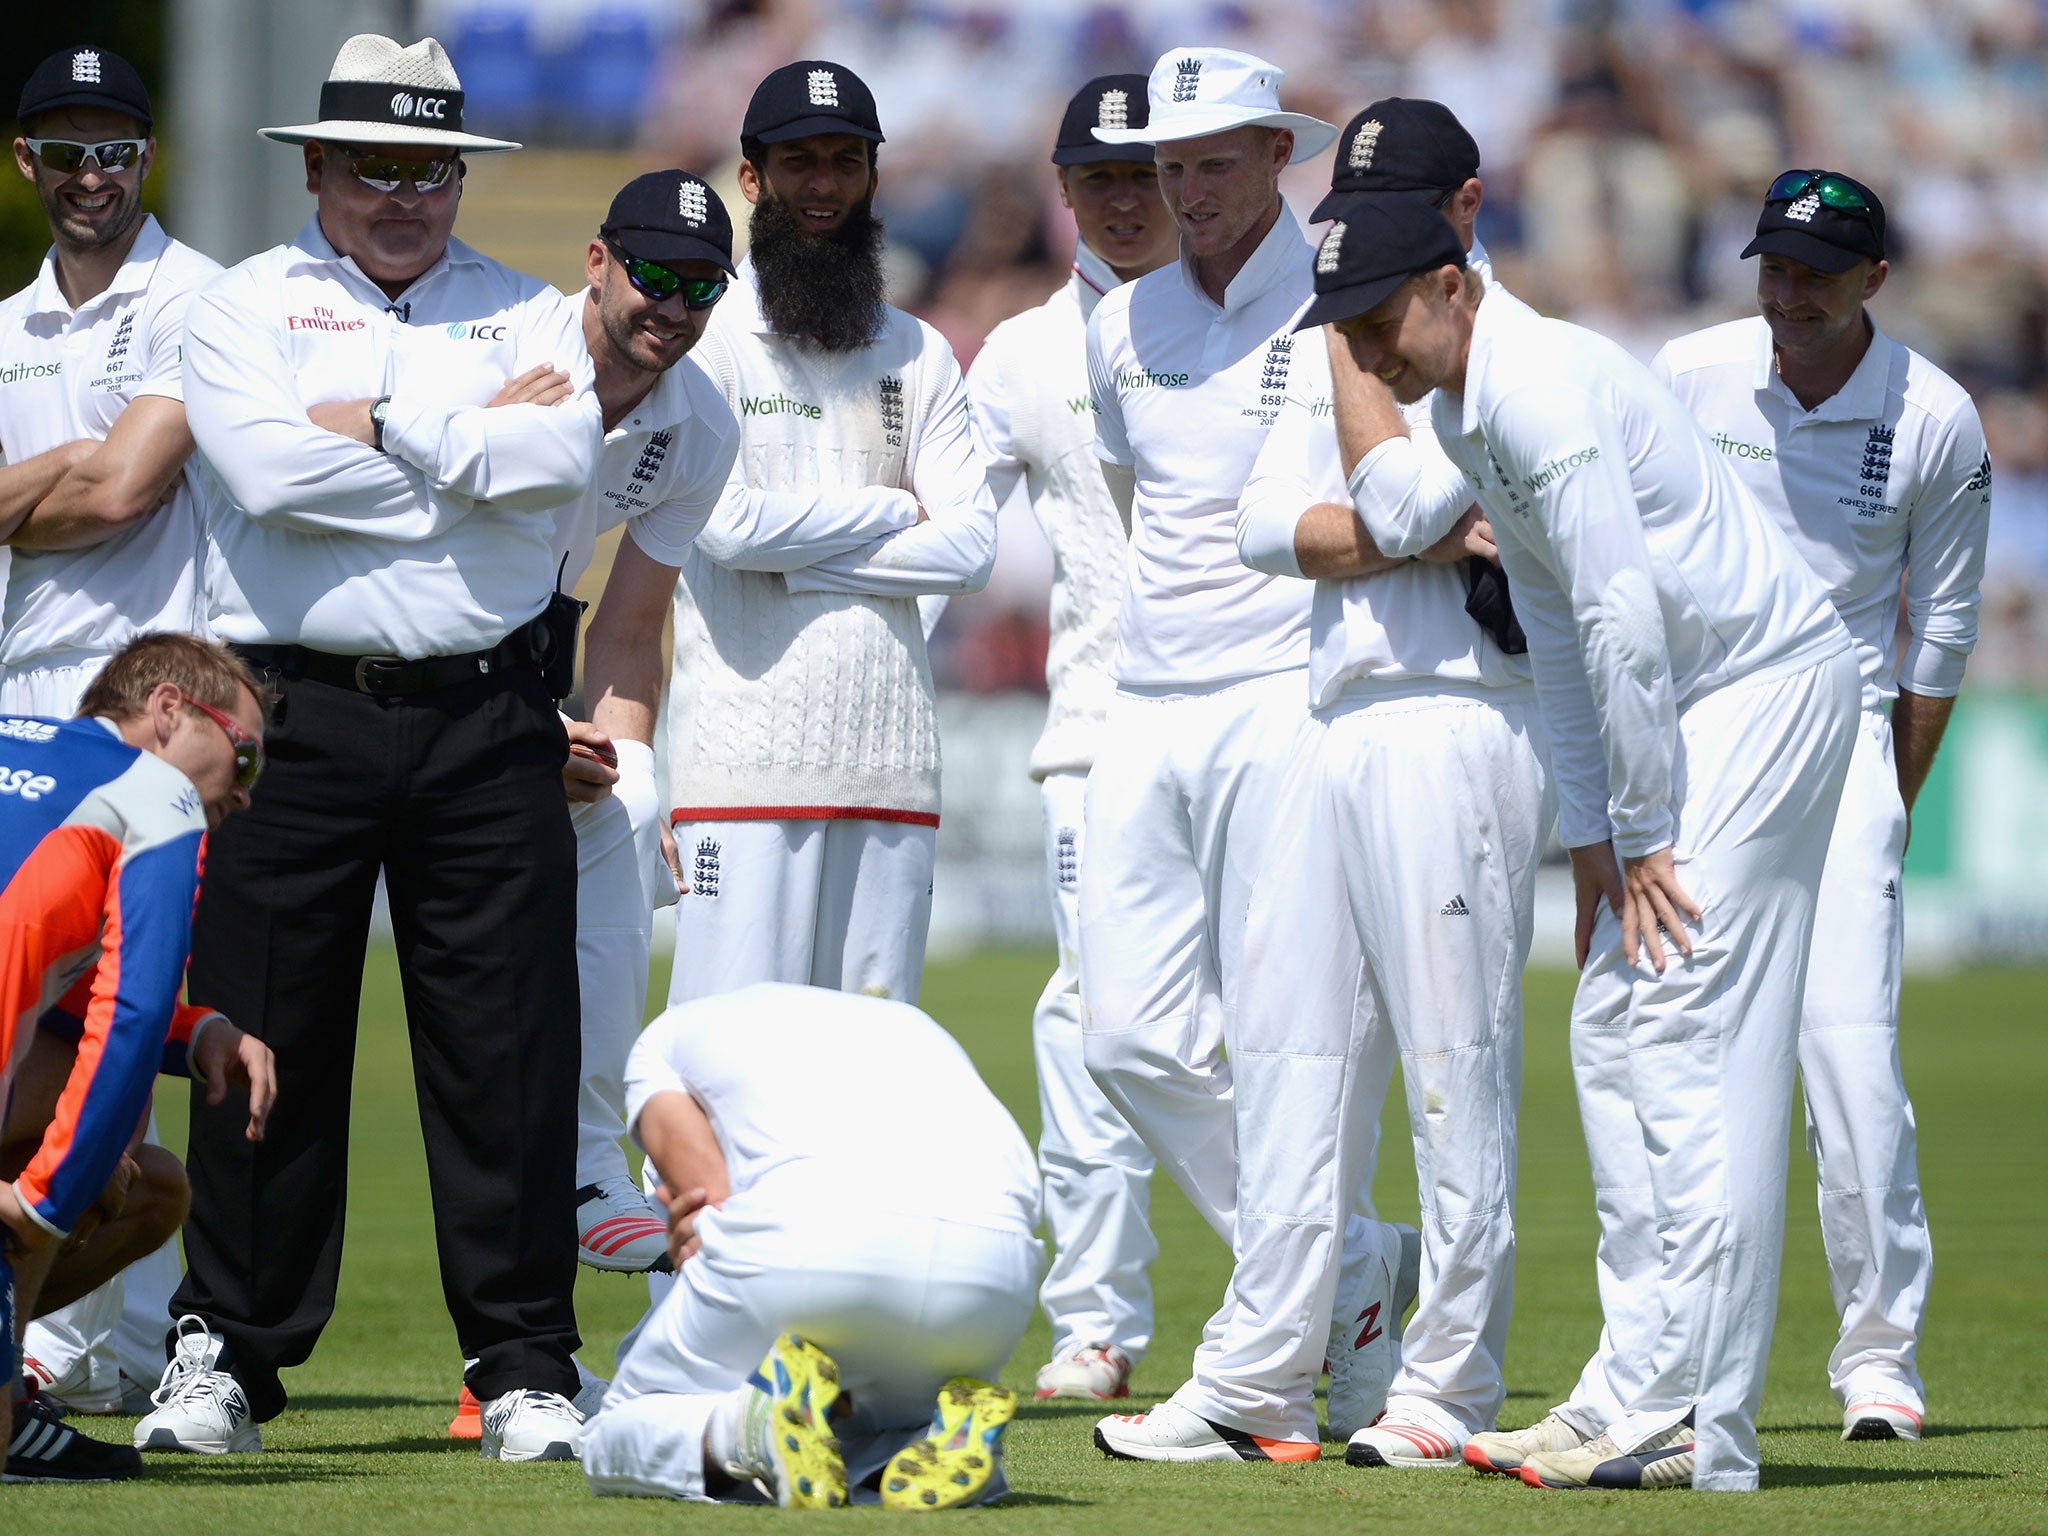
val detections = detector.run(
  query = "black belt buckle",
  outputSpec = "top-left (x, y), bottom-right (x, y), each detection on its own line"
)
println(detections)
top-left (352, 655), bottom-right (410, 695)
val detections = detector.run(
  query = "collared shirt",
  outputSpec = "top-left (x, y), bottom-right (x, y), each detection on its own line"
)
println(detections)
top-left (1240, 338), bottom-right (1530, 708)
top-left (1653, 315), bottom-right (1991, 712)
top-left (185, 216), bottom-right (600, 657)
top-left (967, 241), bottom-right (1128, 777)
top-left (0, 714), bottom-right (209, 1239)
top-left (1433, 282), bottom-right (1848, 857)
top-left (0, 217), bottom-right (219, 668)
top-left (624, 984), bottom-right (1039, 1233)
top-left (546, 291), bottom-right (740, 591)
top-left (1087, 207), bottom-right (1315, 688)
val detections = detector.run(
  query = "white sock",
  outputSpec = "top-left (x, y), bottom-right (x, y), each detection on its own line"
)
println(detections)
top-left (704, 1384), bottom-right (760, 1479)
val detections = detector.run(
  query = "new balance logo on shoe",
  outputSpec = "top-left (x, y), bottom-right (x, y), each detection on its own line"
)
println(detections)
top-left (1439, 895), bottom-right (1470, 916)
top-left (1352, 1301), bottom-right (1384, 1350)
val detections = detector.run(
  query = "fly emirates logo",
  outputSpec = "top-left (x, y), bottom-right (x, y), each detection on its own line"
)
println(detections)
top-left (287, 304), bottom-right (367, 334)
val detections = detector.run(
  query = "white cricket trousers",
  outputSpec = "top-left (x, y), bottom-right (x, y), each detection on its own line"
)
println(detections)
top-left (1077, 671), bottom-right (1307, 1243)
top-left (570, 744), bottom-right (672, 1190)
top-left (1801, 709), bottom-right (1928, 1411)
top-left (582, 1187), bottom-right (1041, 1502)
top-left (11, 650), bottom-right (181, 1394)
top-left (666, 817), bottom-right (936, 1005)
top-left (1202, 687), bottom-right (1549, 1441)
top-left (1559, 649), bottom-right (1858, 1490)
top-left (1032, 770), bottom-right (1157, 1363)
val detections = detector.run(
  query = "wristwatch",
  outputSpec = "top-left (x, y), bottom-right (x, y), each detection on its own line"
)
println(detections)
top-left (369, 395), bottom-right (392, 453)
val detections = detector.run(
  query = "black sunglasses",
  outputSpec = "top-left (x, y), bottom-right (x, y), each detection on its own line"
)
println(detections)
top-left (604, 239), bottom-right (728, 309)
top-left (1766, 170), bottom-right (1876, 223)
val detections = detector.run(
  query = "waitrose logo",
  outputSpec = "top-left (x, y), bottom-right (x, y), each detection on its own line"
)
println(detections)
top-left (1522, 445), bottom-right (1599, 494)
top-left (0, 359), bottom-right (62, 384)
top-left (1116, 367), bottom-right (1189, 390)
top-left (740, 392), bottom-right (822, 420)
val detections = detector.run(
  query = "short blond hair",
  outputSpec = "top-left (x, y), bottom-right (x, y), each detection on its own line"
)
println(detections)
top-left (76, 632), bottom-right (270, 724)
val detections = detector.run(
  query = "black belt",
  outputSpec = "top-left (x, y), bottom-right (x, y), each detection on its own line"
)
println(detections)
top-left (236, 622), bottom-right (543, 699)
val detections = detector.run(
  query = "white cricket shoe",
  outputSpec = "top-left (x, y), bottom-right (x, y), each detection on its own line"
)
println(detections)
top-left (576, 1178), bottom-right (672, 1273)
top-left (1345, 1416), bottom-right (1463, 1468)
top-left (1095, 1400), bottom-right (1319, 1463)
top-left (1842, 1396), bottom-right (1923, 1441)
top-left (21, 1349), bottom-right (122, 1415)
top-left (1035, 1345), bottom-right (1133, 1401)
top-left (1326, 1220), bottom-right (1421, 1441)
top-left (1463, 1412), bottom-right (1591, 1475)
top-left (133, 1315), bottom-right (262, 1454)
top-left (478, 1389), bottom-right (583, 1462)
top-left (1520, 1415), bottom-right (1696, 1489)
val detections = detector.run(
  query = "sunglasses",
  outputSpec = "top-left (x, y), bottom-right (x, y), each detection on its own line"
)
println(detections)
top-left (336, 146), bottom-right (461, 194)
top-left (24, 137), bottom-right (147, 175)
top-left (1766, 170), bottom-right (1876, 221)
top-left (604, 239), bottom-right (728, 309)
top-left (178, 691), bottom-right (264, 789)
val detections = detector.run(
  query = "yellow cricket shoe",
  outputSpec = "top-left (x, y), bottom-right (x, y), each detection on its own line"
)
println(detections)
top-left (881, 1378), bottom-right (1017, 1511)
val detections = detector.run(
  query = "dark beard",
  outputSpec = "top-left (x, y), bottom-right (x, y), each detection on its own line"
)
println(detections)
top-left (748, 190), bottom-right (889, 351)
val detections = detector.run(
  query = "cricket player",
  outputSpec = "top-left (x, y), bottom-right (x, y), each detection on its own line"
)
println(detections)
top-left (1073, 49), bottom-right (1404, 1464)
top-left (664, 60), bottom-right (997, 1007)
top-left (964, 74), bottom-right (1178, 1404)
top-left (1, 632), bottom-right (272, 1482)
top-left (1645, 172), bottom-right (1984, 1442)
top-left (1328, 193), bottom-right (1858, 1491)
top-left (579, 984), bottom-right (1040, 1509)
top-left (3, 43), bottom-right (222, 1422)
top-left (1225, 101), bottom-right (1555, 1470)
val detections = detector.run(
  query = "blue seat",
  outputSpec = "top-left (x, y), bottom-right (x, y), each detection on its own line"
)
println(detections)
top-left (452, 7), bottom-right (545, 137)
top-left (551, 10), bottom-right (659, 144)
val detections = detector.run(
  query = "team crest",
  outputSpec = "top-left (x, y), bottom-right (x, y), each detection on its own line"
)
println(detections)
top-left (1785, 191), bottom-right (1821, 223)
top-left (677, 180), bottom-right (708, 226)
top-left (1317, 221), bottom-right (1346, 275)
top-left (1859, 423), bottom-right (1895, 495)
top-left (1172, 57), bottom-right (1202, 103)
top-left (1098, 89), bottom-right (1129, 130)
top-left (629, 429), bottom-right (671, 493)
top-left (72, 50), bottom-right (102, 83)
top-left (807, 68), bottom-right (839, 107)
top-left (691, 837), bottom-right (721, 898)
top-left (1056, 827), bottom-right (1078, 887)
top-left (1348, 121), bottom-right (1383, 171)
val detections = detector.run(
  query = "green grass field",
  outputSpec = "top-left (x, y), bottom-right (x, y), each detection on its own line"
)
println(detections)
top-left (20, 949), bottom-right (2048, 1533)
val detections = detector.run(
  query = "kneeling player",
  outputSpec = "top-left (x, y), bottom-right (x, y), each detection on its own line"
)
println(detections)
top-left (580, 985), bottom-right (1042, 1507)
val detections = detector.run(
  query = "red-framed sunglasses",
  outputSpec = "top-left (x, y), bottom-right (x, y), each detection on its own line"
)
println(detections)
top-left (177, 690), bottom-right (264, 788)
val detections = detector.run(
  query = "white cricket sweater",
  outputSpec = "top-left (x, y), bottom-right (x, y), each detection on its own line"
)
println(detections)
top-left (966, 242), bottom-right (1129, 778)
top-left (669, 261), bottom-right (998, 823)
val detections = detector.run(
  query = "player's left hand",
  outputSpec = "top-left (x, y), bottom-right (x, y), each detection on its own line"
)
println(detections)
top-left (1621, 847), bottom-right (1703, 974)
top-left (1568, 842), bottom-right (1624, 969)
top-left (655, 1180), bottom-right (716, 1268)
top-left (192, 1021), bottom-right (277, 1143)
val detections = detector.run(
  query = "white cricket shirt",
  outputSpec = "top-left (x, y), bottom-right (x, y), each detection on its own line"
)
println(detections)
top-left (1240, 339), bottom-right (1531, 708)
top-left (624, 983), bottom-right (1039, 1232)
top-left (186, 217), bottom-right (601, 657)
top-left (1433, 282), bottom-right (1850, 857)
top-left (1653, 315), bottom-right (1990, 712)
top-left (547, 292), bottom-right (740, 590)
top-left (1087, 209), bottom-right (1314, 688)
top-left (669, 259), bottom-right (998, 822)
top-left (0, 217), bottom-right (219, 668)
top-left (967, 241), bottom-right (1128, 778)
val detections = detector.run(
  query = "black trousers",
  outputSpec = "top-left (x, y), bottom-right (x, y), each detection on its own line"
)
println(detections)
top-left (176, 659), bottom-right (582, 1420)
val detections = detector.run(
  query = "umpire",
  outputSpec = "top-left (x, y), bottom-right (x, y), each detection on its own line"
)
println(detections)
top-left (156, 35), bottom-right (597, 1460)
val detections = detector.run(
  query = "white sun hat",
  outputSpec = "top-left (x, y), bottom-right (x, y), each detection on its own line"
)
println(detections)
top-left (259, 34), bottom-right (521, 153)
top-left (1092, 47), bottom-right (1337, 164)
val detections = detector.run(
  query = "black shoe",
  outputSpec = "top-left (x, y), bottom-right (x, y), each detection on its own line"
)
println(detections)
top-left (5, 1392), bottom-right (144, 1482)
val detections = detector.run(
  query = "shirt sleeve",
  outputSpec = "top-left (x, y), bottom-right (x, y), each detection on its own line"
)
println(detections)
top-left (1087, 307), bottom-right (1133, 468)
top-left (14, 828), bottom-right (205, 1239)
top-left (1237, 383), bottom-right (1318, 579)
top-left (1489, 383), bottom-right (1677, 856)
top-left (1899, 405), bottom-right (1993, 698)
top-left (182, 270), bottom-right (477, 541)
top-left (1346, 407), bottom-right (1483, 558)
top-left (623, 1007), bottom-right (693, 1146)
top-left (627, 410), bottom-right (742, 568)
top-left (781, 342), bottom-right (999, 598)
top-left (966, 337), bottom-right (1026, 508)
top-left (378, 284), bottom-right (603, 515)
top-left (136, 279), bottom-right (202, 403)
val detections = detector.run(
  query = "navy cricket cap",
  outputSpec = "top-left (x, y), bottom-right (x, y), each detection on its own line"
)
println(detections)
top-left (18, 45), bottom-right (152, 131)
top-left (1312, 98), bottom-right (1478, 222)
top-left (1053, 75), bottom-right (1153, 166)
top-left (602, 170), bottom-right (736, 274)
top-left (742, 60), bottom-right (884, 147)
top-left (1295, 192), bottom-right (1467, 332)
top-left (1742, 169), bottom-right (1886, 273)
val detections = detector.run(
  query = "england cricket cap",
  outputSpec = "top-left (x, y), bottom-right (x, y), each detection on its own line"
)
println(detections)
top-left (1312, 98), bottom-right (1479, 221)
top-left (1294, 192), bottom-right (1466, 332)
top-left (601, 170), bottom-right (736, 274)
top-left (1741, 168), bottom-right (1886, 273)
top-left (1053, 75), bottom-right (1153, 166)
top-left (1092, 47), bottom-right (1337, 164)
top-left (742, 61), bottom-right (884, 147)
top-left (18, 46), bottom-right (152, 131)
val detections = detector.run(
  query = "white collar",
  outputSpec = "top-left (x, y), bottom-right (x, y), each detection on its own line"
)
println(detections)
top-left (1174, 202), bottom-right (1309, 317)
top-left (1754, 312), bottom-right (1896, 423)
top-left (24, 215), bottom-right (171, 320)
top-left (289, 214), bottom-right (482, 304)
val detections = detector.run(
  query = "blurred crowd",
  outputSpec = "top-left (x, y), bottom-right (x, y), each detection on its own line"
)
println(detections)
top-left (420, 0), bottom-right (2048, 689)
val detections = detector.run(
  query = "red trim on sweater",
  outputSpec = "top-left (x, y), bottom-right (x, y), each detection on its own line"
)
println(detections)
top-left (670, 805), bottom-right (941, 829)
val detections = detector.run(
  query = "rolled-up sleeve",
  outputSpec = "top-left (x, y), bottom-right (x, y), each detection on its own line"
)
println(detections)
top-left (1347, 411), bottom-right (1480, 558)
top-left (1899, 408), bottom-right (1992, 698)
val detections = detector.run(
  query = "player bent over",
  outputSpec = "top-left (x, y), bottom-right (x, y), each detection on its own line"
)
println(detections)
top-left (0, 632), bottom-right (274, 1481)
top-left (580, 984), bottom-right (1041, 1508)
top-left (1331, 195), bottom-right (1857, 1491)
